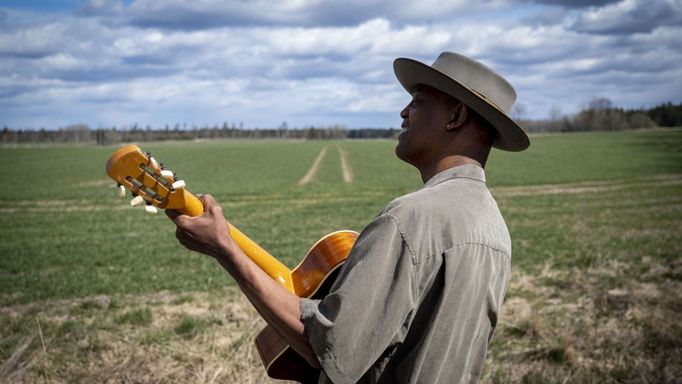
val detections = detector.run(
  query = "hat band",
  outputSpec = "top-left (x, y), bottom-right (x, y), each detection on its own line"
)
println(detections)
top-left (469, 88), bottom-right (505, 113)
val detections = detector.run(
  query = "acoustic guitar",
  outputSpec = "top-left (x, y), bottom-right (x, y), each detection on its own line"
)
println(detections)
top-left (106, 144), bottom-right (358, 383)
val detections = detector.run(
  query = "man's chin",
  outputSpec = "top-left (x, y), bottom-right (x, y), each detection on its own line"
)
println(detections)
top-left (394, 141), bottom-right (410, 163)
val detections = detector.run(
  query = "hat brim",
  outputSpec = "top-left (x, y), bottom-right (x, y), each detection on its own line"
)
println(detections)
top-left (394, 58), bottom-right (529, 152)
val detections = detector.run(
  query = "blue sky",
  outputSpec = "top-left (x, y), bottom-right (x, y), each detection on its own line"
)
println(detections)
top-left (1, 0), bottom-right (681, 129)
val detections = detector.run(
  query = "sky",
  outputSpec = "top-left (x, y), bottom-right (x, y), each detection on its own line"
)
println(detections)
top-left (1, 0), bottom-right (681, 130)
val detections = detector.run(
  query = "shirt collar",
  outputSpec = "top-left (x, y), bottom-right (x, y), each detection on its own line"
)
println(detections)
top-left (423, 164), bottom-right (486, 188)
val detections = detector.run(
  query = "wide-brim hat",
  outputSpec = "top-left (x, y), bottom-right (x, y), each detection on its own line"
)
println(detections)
top-left (394, 52), bottom-right (529, 152)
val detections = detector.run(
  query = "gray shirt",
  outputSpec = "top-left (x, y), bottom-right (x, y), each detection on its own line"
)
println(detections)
top-left (300, 164), bottom-right (511, 384)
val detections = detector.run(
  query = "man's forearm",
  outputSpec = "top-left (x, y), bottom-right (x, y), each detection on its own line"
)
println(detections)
top-left (215, 241), bottom-right (321, 368)
top-left (164, 196), bottom-right (320, 368)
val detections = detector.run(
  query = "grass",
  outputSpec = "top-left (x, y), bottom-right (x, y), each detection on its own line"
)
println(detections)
top-left (116, 307), bottom-right (153, 326)
top-left (1, 129), bottom-right (681, 382)
top-left (174, 316), bottom-right (207, 338)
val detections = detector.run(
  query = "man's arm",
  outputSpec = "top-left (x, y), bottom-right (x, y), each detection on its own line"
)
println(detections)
top-left (165, 194), bottom-right (320, 368)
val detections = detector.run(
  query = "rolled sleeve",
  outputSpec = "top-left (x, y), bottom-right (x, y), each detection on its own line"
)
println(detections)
top-left (300, 214), bottom-right (417, 384)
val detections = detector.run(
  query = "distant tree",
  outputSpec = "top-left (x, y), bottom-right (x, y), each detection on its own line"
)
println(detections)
top-left (547, 105), bottom-right (571, 132)
top-left (62, 124), bottom-right (92, 142)
top-left (648, 102), bottom-right (682, 127)
top-left (627, 113), bottom-right (657, 129)
top-left (588, 98), bottom-right (613, 111)
top-left (512, 103), bottom-right (527, 121)
top-left (574, 97), bottom-right (620, 131)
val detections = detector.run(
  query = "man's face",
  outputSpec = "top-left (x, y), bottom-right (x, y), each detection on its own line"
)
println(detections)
top-left (395, 85), bottom-right (453, 166)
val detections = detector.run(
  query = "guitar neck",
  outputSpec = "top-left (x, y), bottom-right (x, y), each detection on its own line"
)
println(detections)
top-left (179, 190), bottom-right (295, 293)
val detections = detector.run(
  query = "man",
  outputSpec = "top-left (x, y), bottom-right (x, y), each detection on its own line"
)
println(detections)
top-left (166, 52), bottom-right (529, 383)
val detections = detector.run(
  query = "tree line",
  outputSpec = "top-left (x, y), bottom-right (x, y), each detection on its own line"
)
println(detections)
top-left (1, 100), bottom-right (680, 144)
top-left (520, 99), bottom-right (682, 133)
top-left (0, 124), bottom-right (399, 145)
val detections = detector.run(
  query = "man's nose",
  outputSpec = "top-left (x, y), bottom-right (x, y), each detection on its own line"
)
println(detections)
top-left (400, 105), bottom-right (409, 119)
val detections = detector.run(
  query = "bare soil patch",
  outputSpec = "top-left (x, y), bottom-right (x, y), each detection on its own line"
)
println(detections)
top-left (0, 199), bottom-right (126, 213)
top-left (0, 289), bottom-right (292, 383)
top-left (491, 174), bottom-right (682, 198)
top-left (75, 180), bottom-right (116, 188)
top-left (485, 261), bottom-right (682, 383)
top-left (298, 146), bottom-right (328, 185)
top-left (337, 145), bottom-right (354, 183)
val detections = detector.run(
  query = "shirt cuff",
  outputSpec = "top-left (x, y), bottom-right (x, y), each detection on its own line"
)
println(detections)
top-left (300, 297), bottom-right (354, 384)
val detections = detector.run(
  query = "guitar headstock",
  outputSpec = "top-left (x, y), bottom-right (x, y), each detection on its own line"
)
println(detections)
top-left (105, 144), bottom-right (203, 216)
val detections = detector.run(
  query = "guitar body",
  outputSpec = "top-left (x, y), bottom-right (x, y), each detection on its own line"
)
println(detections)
top-left (255, 230), bottom-right (358, 384)
top-left (105, 145), bottom-right (359, 383)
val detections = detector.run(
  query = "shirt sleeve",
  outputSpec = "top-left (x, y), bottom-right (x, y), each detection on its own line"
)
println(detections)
top-left (300, 214), bottom-right (417, 384)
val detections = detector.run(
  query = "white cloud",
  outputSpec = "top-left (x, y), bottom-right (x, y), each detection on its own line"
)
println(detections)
top-left (0, 0), bottom-right (680, 128)
top-left (114, 0), bottom-right (494, 28)
top-left (572, 0), bottom-right (682, 34)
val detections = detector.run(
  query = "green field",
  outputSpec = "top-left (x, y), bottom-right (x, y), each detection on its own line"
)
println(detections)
top-left (1, 130), bottom-right (681, 382)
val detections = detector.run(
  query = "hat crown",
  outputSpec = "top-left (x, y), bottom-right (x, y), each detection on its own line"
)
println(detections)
top-left (393, 51), bottom-right (529, 151)
top-left (430, 52), bottom-right (516, 113)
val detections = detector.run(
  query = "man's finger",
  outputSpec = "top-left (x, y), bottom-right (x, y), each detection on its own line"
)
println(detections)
top-left (165, 209), bottom-right (181, 221)
top-left (176, 227), bottom-right (194, 243)
top-left (198, 194), bottom-right (218, 207)
top-left (165, 209), bottom-right (192, 229)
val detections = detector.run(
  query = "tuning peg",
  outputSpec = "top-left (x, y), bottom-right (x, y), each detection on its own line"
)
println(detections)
top-left (145, 204), bottom-right (158, 214)
top-left (130, 195), bottom-right (145, 207)
top-left (149, 157), bottom-right (159, 169)
top-left (118, 184), bottom-right (126, 199)
top-left (160, 170), bottom-right (174, 178)
top-left (172, 180), bottom-right (186, 190)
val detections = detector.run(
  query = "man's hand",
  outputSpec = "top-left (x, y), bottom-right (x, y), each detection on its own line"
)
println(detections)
top-left (165, 194), bottom-right (320, 368)
top-left (165, 194), bottom-right (237, 260)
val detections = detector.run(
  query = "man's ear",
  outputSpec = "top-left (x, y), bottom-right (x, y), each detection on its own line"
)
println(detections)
top-left (445, 103), bottom-right (468, 131)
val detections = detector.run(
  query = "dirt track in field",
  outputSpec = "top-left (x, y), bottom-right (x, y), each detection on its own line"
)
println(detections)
top-left (298, 146), bottom-right (328, 185)
top-left (337, 145), bottom-right (354, 183)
